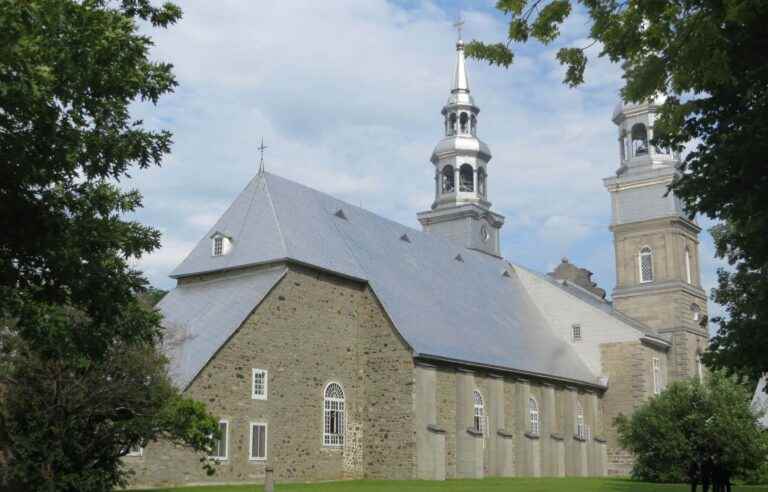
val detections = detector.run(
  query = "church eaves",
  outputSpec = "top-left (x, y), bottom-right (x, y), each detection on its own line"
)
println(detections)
top-left (164, 172), bottom-right (600, 388)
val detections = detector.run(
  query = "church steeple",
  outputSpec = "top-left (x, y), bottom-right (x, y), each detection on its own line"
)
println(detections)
top-left (604, 96), bottom-right (708, 382)
top-left (417, 28), bottom-right (505, 257)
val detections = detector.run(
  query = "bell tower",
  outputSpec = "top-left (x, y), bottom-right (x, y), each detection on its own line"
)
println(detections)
top-left (417, 32), bottom-right (504, 257)
top-left (604, 97), bottom-right (709, 381)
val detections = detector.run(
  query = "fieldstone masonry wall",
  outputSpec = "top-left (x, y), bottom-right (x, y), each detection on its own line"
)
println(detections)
top-left (600, 340), bottom-right (668, 475)
top-left (128, 265), bottom-right (415, 488)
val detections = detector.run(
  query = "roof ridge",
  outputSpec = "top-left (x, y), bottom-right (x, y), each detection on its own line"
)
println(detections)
top-left (263, 172), bottom-right (450, 249)
top-left (263, 174), bottom-right (288, 258)
top-left (310, 185), bottom-right (366, 284)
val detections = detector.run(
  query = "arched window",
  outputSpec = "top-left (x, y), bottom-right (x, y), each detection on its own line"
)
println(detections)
top-left (473, 390), bottom-right (485, 434)
top-left (323, 382), bottom-right (345, 447)
top-left (528, 397), bottom-right (540, 435)
top-left (441, 165), bottom-right (455, 193)
top-left (459, 164), bottom-right (474, 192)
top-left (631, 123), bottom-right (648, 156)
top-left (685, 248), bottom-right (693, 284)
top-left (459, 112), bottom-right (469, 134)
top-left (691, 303), bottom-right (701, 322)
top-left (448, 113), bottom-right (457, 136)
top-left (575, 401), bottom-right (585, 440)
top-left (470, 114), bottom-right (477, 135)
top-left (639, 246), bottom-right (654, 283)
top-left (477, 167), bottom-right (486, 197)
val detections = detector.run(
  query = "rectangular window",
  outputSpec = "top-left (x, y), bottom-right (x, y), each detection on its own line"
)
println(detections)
top-left (209, 420), bottom-right (228, 460)
top-left (127, 444), bottom-right (143, 457)
top-left (652, 357), bottom-right (662, 395)
top-left (696, 355), bottom-right (704, 380)
top-left (640, 248), bottom-right (654, 283)
top-left (213, 236), bottom-right (223, 256)
top-left (572, 323), bottom-right (582, 342)
top-left (252, 369), bottom-right (268, 400)
top-left (249, 423), bottom-right (267, 461)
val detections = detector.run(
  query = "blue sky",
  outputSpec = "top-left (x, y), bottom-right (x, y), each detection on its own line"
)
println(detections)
top-left (129, 0), bottom-right (724, 322)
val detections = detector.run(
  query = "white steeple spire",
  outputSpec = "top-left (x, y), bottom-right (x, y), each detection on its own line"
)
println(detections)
top-left (452, 21), bottom-right (470, 94)
top-left (417, 27), bottom-right (505, 258)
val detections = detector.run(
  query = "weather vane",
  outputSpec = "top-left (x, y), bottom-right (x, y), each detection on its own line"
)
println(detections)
top-left (257, 137), bottom-right (268, 176)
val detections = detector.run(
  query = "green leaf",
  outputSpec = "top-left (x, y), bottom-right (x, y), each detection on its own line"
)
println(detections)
top-left (465, 41), bottom-right (515, 68)
top-left (530, 0), bottom-right (571, 44)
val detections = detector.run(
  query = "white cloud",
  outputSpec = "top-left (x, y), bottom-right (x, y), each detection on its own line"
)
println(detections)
top-left (127, 0), bottom-right (721, 325)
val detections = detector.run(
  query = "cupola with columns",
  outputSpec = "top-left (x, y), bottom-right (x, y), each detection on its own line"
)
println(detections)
top-left (417, 29), bottom-right (504, 257)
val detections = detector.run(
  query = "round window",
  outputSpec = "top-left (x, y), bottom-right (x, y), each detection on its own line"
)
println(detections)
top-left (480, 225), bottom-right (489, 242)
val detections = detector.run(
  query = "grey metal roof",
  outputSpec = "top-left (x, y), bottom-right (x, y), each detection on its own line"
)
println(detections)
top-left (159, 266), bottom-right (286, 388)
top-left (164, 172), bottom-right (599, 387)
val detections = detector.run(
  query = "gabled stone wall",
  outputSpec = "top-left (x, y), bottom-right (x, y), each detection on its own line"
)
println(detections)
top-left (127, 264), bottom-right (415, 488)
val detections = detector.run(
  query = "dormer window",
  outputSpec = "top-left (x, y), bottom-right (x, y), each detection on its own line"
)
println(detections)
top-left (211, 233), bottom-right (232, 257)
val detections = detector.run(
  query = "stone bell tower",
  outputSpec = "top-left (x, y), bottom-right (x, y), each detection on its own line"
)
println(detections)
top-left (604, 96), bottom-right (709, 381)
top-left (417, 31), bottom-right (504, 257)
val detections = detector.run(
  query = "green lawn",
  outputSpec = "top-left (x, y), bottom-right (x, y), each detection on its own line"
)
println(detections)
top-left (140, 477), bottom-right (768, 492)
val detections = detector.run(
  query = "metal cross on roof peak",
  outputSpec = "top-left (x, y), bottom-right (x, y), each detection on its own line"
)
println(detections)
top-left (453, 17), bottom-right (465, 41)
top-left (257, 138), bottom-right (268, 175)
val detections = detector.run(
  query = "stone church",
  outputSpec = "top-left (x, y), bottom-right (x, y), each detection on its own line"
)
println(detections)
top-left (128, 36), bottom-right (709, 488)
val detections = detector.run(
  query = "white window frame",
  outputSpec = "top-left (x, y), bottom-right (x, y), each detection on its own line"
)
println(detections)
top-left (213, 236), bottom-right (224, 256)
top-left (575, 401), bottom-right (585, 440)
top-left (251, 368), bottom-right (268, 400)
top-left (209, 420), bottom-right (229, 461)
top-left (572, 323), bottom-right (582, 342)
top-left (323, 382), bottom-right (345, 448)
top-left (652, 357), bottom-right (662, 395)
top-left (639, 246), bottom-right (654, 283)
top-left (126, 444), bottom-right (143, 457)
top-left (528, 397), bottom-right (540, 435)
top-left (211, 234), bottom-right (232, 257)
top-left (248, 422), bottom-right (268, 461)
top-left (472, 390), bottom-right (485, 435)
top-left (685, 248), bottom-right (693, 284)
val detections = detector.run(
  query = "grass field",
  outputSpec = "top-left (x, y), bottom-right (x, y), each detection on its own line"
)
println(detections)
top-left (141, 477), bottom-right (768, 492)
